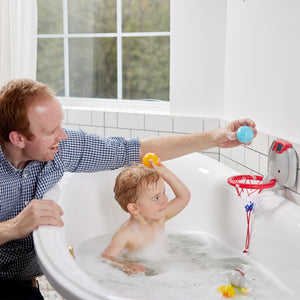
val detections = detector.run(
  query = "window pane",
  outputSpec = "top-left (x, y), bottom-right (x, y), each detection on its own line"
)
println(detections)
top-left (68, 0), bottom-right (116, 33)
top-left (37, 39), bottom-right (65, 96)
top-left (69, 38), bottom-right (117, 98)
top-left (37, 0), bottom-right (63, 34)
top-left (123, 36), bottom-right (169, 101)
top-left (122, 0), bottom-right (170, 32)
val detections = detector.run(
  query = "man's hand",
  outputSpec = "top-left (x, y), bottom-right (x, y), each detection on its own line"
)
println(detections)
top-left (215, 118), bottom-right (257, 148)
top-left (0, 199), bottom-right (64, 245)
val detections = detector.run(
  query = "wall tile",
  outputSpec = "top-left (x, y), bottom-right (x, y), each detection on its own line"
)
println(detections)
top-left (252, 132), bottom-right (269, 155)
top-left (118, 113), bottom-right (144, 130)
top-left (62, 108), bottom-right (68, 123)
top-left (202, 152), bottom-right (219, 161)
top-left (292, 142), bottom-right (300, 169)
top-left (237, 164), bottom-right (251, 175)
top-left (79, 125), bottom-right (96, 134)
top-left (105, 112), bottom-right (118, 128)
top-left (245, 143), bottom-right (253, 150)
top-left (286, 189), bottom-right (300, 206)
top-left (220, 119), bottom-right (228, 128)
top-left (93, 127), bottom-right (105, 136)
top-left (205, 147), bottom-right (219, 154)
top-left (297, 169), bottom-right (300, 194)
top-left (220, 155), bottom-right (225, 164)
top-left (145, 114), bottom-right (173, 132)
top-left (173, 116), bottom-right (203, 133)
top-left (158, 131), bottom-right (179, 136)
top-left (92, 111), bottom-right (104, 127)
top-left (68, 108), bottom-right (92, 125)
top-left (105, 127), bottom-right (131, 139)
top-left (63, 124), bottom-right (80, 130)
top-left (204, 118), bottom-right (220, 131)
top-left (220, 148), bottom-right (232, 159)
top-left (275, 189), bottom-right (286, 198)
top-left (79, 125), bottom-right (105, 136)
top-left (222, 157), bottom-right (238, 171)
top-left (231, 145), bottom-right (245, 165)
top-left (244, 148), bottom-right (260, 172)
top-left (259, 154), bottom-right (268, 176)
top-left (251, 170), bottom-right (261, 176)
top-left (131, 130), bottom-right (158, 139)
top-left (268, 135), bottom-right (277, 149)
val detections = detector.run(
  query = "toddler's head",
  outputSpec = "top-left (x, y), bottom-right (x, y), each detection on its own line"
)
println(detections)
top-left (114, 164), bottom-right (161, 212)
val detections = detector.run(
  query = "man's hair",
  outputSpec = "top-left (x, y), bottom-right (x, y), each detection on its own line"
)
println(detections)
top-left (0, 78), bottom-right (55, 142)
top-left (114, 164), bottom-right (161, 212)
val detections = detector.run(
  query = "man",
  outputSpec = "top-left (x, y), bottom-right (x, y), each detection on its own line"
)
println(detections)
top-left (0, 78), bottom-right (256, 299)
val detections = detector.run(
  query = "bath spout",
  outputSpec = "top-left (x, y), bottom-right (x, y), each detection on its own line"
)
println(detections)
top-left (68, 246), bottom-right (75, 259)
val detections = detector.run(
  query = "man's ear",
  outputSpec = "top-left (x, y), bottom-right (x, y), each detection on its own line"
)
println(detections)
top-left (127, 202), bottom-right (139, 215)
top-left (8, 131), bottom-right (25, 149)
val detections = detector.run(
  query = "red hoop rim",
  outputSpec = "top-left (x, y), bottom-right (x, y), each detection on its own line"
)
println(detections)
top-left (227, 175), bottom-right (276, 190)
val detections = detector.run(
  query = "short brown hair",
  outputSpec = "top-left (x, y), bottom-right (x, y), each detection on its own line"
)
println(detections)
top-left (114, 164), bottom-right (161, 212)
top-left (0, 78), bottom-right (55, 142)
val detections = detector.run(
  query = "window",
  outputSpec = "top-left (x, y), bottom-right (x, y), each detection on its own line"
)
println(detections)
top-left (37, 0), bottom-right (170, 101)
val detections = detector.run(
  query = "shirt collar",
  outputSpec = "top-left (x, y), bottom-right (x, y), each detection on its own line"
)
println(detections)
top-left (0, 145), bottom-right (40, 173)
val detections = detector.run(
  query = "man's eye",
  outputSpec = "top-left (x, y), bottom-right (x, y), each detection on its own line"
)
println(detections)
top-left (154, 196), bottom-right (159, 201)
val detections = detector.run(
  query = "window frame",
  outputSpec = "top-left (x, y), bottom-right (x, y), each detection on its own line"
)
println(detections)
top-left (37, 0), bottom-right (170, 104)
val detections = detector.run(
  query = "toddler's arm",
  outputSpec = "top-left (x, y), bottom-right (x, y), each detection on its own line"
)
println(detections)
top-left (152, 162), bottom-right (191, 220)
top-left (101, 228), bottom-right (146, 274)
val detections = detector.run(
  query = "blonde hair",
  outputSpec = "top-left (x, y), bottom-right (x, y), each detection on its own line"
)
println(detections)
top-left (114, 164), bottom-right (161, 212)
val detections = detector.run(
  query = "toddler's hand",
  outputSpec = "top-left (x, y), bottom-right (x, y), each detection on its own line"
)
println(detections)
top-left (121, 262), bottom-right (146, 275)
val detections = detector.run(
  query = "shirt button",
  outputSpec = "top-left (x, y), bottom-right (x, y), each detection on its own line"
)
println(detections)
top-left (23, 173), bottom-right (27, 178)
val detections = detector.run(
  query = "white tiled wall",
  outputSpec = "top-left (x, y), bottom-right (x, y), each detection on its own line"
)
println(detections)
top-left (62, 108), bottom-right (300, 205)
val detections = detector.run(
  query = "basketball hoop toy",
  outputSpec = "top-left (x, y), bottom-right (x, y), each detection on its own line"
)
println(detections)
top-left (226, 138), bottom-right (297, 253)
top-left (227, 175), bottom-right (276, 253)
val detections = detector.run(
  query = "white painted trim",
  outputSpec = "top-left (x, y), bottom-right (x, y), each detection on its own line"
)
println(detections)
top-left (59, 97), bottom-right (169, 114)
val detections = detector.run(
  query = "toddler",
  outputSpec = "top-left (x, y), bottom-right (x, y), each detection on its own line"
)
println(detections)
top-left (101, 160), bottom-right (191, 274)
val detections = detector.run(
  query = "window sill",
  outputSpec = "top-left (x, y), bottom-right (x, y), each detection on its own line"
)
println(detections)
top-left (59, 97), bottom-right (170, 115)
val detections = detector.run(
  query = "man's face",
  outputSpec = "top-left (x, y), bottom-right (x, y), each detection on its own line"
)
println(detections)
top-left (22, 95), bottom-right (68, 162)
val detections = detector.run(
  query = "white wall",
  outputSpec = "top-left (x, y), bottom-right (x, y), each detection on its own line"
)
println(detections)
top-left (170, 0), bottom-right (227, 117)
top-left (170, 0), bottom-right (300, 142)
top-left (224, 0), bottom-right (300, 141)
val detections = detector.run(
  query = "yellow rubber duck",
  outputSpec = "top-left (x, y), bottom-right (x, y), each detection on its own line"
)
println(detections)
top-left (218, 284), bottom-right (248, 298)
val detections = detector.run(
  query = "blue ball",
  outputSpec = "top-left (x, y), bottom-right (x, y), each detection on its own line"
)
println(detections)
top-left (236, 126), bottom-right (254, 143)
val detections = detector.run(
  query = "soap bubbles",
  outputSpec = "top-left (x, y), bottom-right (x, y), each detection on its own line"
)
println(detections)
top-left (236, 126), bottom-right (254, 144)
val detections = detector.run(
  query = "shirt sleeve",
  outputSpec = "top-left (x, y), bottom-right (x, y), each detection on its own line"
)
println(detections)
top-left (57, 129), bottom-right (141, 172)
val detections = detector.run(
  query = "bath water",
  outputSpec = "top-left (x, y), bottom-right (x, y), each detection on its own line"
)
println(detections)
top-left (75, 231), bottom-right (290, 300)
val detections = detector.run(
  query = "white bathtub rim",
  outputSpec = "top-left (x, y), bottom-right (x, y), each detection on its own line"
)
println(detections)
top-left (34, 226), bottom-right (133, 300)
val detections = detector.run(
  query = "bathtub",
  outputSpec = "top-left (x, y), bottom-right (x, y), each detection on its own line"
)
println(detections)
top-left (33, 153), bottom-right (300, 300)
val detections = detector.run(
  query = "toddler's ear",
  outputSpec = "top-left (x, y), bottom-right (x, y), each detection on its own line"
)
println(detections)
top-left (127, 202), bottom-right (138, 214)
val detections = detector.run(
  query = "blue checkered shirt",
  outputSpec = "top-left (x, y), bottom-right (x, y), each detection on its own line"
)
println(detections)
top-left (0, 129), bottom-right (140, 280)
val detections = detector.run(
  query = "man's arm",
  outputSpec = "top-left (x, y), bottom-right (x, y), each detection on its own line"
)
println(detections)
top-left (0, 199), bottom-right (64, 246)
top-left (140, 118), bottom-right (256, 161)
